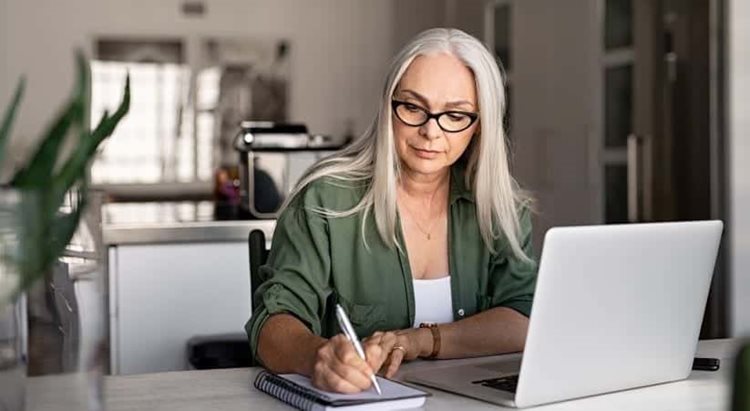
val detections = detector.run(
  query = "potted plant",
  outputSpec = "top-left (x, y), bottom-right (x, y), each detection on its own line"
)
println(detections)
top-left (0, 52), bottom-right (130, 411)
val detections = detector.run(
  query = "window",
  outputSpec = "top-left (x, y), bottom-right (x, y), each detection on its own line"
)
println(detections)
top-left (90, 38), bottom-right (288, 188)
top-left (90, 61), bottom-right (215, 183)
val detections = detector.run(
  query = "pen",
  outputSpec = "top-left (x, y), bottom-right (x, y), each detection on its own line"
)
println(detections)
top-left (335, 303), bottom-right (383, 395)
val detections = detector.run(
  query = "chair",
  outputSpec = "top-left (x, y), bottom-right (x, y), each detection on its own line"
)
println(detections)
top-left (186, 229), bottom-right (269, 369)
top-left (248, 229), bottom-right (269, 310)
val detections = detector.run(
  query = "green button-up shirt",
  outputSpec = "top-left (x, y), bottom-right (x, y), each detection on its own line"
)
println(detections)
top-left (245, 164), bottom-right (538, 361)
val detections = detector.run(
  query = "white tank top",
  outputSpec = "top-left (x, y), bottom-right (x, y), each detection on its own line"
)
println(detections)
top-left (412, 276), bottom-right (454, 327)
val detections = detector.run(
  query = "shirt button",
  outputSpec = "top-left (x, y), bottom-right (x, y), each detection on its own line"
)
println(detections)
top-left (457, 309), bottom-right (465, 317)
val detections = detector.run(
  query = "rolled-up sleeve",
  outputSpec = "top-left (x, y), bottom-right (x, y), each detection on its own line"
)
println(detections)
top-left (245, 193), bottom-right (332, 362)
top-left (488, 207), bottom-right (538, 317)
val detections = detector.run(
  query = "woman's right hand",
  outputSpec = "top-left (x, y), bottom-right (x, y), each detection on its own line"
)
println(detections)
top-left (310, 334), bottom-right (385, 393)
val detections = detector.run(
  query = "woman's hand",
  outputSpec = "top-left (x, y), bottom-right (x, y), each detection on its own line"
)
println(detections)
top-left (310, 334), bottom-right (385, 393)
top-left (309, 328), bottom-right (431, 392)
top-left (363, 329), bottom-right (428, 378)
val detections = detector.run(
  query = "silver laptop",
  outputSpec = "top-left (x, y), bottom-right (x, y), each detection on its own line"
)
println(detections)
top-left (406, 221), bottom-right (723, 408)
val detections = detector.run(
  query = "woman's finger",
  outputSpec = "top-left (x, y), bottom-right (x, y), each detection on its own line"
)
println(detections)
top-left (385, 345), bottom-right (406, 378)
top-left (366, 331), bottom-right (399, 371)
top-left (364, 340), bottom-right (388, 371)
top-left (312, 336), bottom-right (373, 393)
top-left (330, 334), bottom-right (376, 389)
top-left (332, 335), bottom-right (372, 372)
top-left (363, 333), bottom-right (383, 354)
top-left (312, 345), bottom-right (364, 393)
top-left (313, 363), bottom-right (365, 394)
top-left (329, 359), bottom-right (374, 391)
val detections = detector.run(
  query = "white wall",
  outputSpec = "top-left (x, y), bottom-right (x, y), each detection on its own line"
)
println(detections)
top-left (0, 0), bottom-right (395, 163)
top-left (729, 0), bottom-right (750, 337)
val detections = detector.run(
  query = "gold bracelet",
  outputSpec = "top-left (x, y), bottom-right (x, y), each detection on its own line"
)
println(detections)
top-left (419, 322), bottom-right (441, 359)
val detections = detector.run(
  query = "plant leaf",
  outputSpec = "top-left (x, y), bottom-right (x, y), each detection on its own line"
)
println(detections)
top-left (92, 109), bottom-right (109, 136)
top-left (55, 73), bottom-right (129, 193)
top-left (11, 100), bottom-right (84, 187)
top-left (15, 190), bottom-right (49, 292)
top-left (0, 78), bottom-right (26, 175)
top-left (15, 187), bottom-right (87, 294)
top-left (12, 54), bottom-right (88, 188)
top-left (94, 74), bottom-right (130, 138)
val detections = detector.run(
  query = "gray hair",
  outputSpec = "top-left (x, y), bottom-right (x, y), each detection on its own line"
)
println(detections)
top-left (287, 28), bottom-right (532, 261)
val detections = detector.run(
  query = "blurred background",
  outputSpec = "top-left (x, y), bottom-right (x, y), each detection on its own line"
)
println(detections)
top-left (0, 0), bottom-right (747, 376)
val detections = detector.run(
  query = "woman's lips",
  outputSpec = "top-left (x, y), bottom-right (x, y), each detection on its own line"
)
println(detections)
top-left (411, 146), bottom-right (440, 159)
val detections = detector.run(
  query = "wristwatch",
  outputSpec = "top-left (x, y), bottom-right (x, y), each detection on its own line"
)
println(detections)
top-left (419, 322), bottom-right (441, 359)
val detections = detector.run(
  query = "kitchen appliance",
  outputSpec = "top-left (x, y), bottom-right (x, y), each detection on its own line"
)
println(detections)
top-left (234, 122), bottom-right (342, 219)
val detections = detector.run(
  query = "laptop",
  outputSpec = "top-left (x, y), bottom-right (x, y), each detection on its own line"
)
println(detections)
top-left (405, 221), bottom-right (723, 408)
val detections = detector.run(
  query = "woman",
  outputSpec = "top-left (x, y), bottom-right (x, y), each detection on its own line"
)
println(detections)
top-left (245, 28), bottom-right (537, 393)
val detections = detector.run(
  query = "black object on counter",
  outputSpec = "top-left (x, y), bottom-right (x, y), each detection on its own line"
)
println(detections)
top-left (693, 357), bottom-right (720, 371)
top-left (187, 334), bottom-right (252, 369)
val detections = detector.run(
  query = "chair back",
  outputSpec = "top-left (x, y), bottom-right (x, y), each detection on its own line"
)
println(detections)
top-left (248, 229), bottom-right (269, 310)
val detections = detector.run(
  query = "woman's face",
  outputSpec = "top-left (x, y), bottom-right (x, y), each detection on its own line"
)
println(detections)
top-left (392, 52), bottom-right (479, 178)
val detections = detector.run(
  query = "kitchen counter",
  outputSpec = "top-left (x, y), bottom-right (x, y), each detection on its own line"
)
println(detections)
top-left (102, 201), bottom-right (274, 374)
top-left (101, 201), bottom-right (276, 245)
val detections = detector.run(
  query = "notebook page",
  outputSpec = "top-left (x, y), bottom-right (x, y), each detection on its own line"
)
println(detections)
top-left (279, 374), bottom-right (426, 402)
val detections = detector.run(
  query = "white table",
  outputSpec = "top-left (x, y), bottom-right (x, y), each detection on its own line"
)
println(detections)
top-left (27, 338), bottom-right (745, 411)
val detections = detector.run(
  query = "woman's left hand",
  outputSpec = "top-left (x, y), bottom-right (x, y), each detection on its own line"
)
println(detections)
top-left (363, 329), bottom-right (425, 378)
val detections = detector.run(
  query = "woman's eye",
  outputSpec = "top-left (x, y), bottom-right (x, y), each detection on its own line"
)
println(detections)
top-left (404, 104), bottom-right (421, 112)
top-left (447, 113), bottom-right (467, 122)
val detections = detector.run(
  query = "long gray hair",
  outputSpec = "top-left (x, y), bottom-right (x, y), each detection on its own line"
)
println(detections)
top-left (287, 28), bottom-right (532, 261)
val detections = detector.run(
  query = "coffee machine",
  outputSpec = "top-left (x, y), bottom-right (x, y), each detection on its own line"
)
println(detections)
top-left (234, 121), bottom-right (342, 219)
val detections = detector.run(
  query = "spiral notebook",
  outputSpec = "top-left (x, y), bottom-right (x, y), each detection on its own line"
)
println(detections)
top-left (254, 370), bottom-right (429, 410)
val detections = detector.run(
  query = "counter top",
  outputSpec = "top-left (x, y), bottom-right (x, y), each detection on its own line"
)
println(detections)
top-left (26, 338), bottom-right (746, 411)
top-left (102, 202), bottom-right (276, 245)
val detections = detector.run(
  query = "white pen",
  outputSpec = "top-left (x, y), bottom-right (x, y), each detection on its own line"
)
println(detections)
top-left (335, 303), bottom-right (383, 395)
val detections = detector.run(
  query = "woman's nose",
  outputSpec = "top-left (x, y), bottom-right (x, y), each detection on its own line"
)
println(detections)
top-left (419, 118), bottom-right (443, 140)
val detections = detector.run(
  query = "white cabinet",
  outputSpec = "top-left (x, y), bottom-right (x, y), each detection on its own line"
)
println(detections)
top-left (108, 242), bottom-right (251, 375)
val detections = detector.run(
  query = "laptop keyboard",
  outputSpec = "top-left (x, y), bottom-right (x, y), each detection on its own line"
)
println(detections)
top-left (472, 375), bottom-right (519, 393)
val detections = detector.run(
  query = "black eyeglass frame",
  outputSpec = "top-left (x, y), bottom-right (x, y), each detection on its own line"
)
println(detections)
top-left (390, 100), bottom-right (479, 133)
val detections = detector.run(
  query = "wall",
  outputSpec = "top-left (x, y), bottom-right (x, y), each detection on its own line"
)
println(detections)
top-left (0, 0), bottom-right (9, 178)
top-left (0, 0), bottom-right (396, 166)
top-left (729, 0), bottom-right (750, 337)
top-left (448, 0), bottom-right (486, 40)
top-left (509, 0), bottom-right (600, 251)
top-left (391, 0), bottom-right (486, 54)
top-left (392, 0), bottom-right (448, 55)
top-left (0, 0), bottom-right (7, 105)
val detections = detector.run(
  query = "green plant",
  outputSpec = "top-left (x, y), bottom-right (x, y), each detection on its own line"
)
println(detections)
top-left (0, 52), bottom-right (130, 297)
top-left (734, 343), bottom-right (750, 411)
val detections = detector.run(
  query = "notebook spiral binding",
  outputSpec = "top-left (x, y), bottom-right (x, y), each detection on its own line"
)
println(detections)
top-left (254, 370), bottom-right (328, 411)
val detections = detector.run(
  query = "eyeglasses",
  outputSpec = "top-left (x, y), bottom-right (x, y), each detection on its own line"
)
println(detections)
top-left (391, 100), bottom-right (479, 133)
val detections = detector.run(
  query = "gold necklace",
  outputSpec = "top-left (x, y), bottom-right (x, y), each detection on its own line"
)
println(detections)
top-left (400, 203), bottom-right (438, 240)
